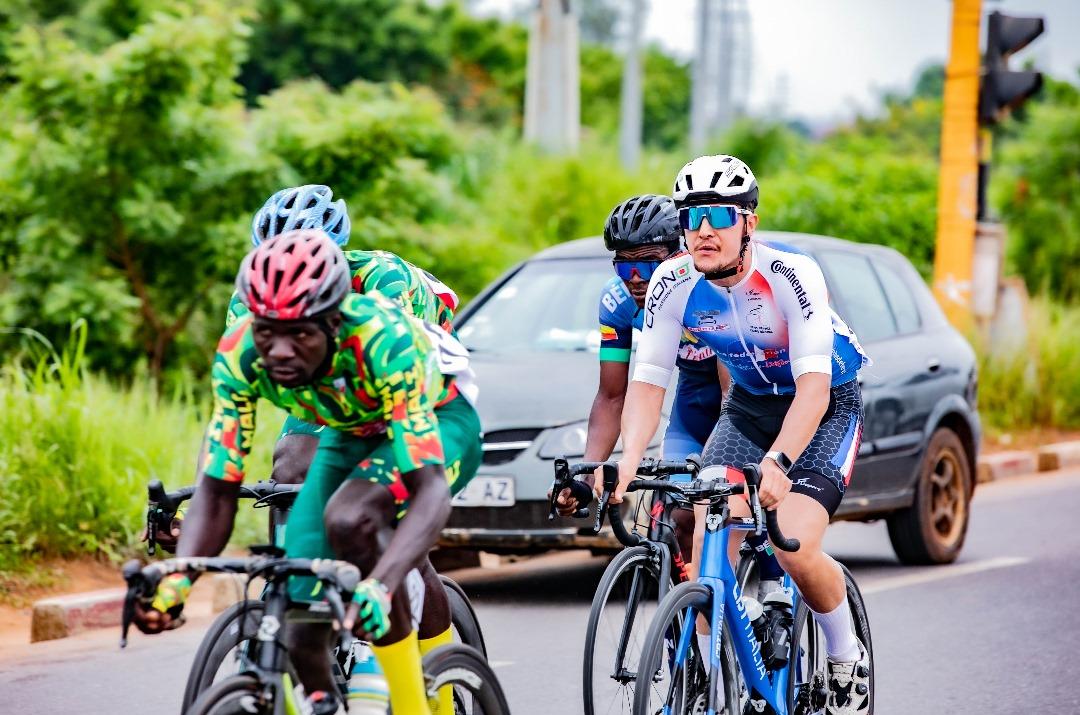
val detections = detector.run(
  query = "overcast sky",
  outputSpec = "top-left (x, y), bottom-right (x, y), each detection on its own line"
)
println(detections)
top-left (472, 0), bottom-right (1080, 123)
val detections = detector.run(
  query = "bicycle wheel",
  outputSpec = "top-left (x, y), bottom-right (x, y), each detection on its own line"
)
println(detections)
top-left (182, 600), bottom-right (266, 712)
top-left (787, 562), bottom-right (874, 715)
top-left (632, 581), bottom-right (739, 715)
top-left (423, 643), bottom-right (511, 715)
top-left (441, 574), bottom-right (488, 658)
top-left (187, 675), bottom-right (272, 715)
top-left (583, 545), bottom-right (666, 715)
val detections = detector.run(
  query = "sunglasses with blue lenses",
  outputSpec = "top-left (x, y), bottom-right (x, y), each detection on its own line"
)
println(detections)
top-left (613, 259), bottom-right (662, 282)
top-left (678, 205), bottom-right (751, 231)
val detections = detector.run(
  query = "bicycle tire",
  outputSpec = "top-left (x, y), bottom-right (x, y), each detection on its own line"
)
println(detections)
top-left (787, 562), bottom-right (874, 715)
top-left (423, 643), bottom-right (511, 715)
top-left (441, 574), bottom-right (488, 658)
top-left (187, 675), bottom-right (272, 715)
top-left (183, 582), bottom-right (488, 711)
top-left (632, 581), bottom-right (739, 715)
top-left (583, 545), bottom-right (666, 715)
top-left (182, 600), bottom-right (266, 712)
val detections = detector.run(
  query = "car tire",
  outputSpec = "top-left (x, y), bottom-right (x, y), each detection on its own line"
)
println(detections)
top-left (887, 428), bottom-right (972, 565)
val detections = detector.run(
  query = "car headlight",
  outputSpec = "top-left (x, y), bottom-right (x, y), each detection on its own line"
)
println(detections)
top-left (537, 421), bottom-right (588, 459)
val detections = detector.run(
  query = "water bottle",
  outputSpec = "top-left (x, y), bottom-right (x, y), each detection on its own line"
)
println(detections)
top-left (347, 641), bottom-right (390, 714)
top-left (761, 588), bottom-right (794, 670)
top-left (740, 595), bottom-right (769, 645)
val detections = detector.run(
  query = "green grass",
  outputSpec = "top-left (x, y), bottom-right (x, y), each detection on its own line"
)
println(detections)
top-left (0, 322), bottom-right (279, 592)
top-left (976, 298), bottom-right (1080, 432)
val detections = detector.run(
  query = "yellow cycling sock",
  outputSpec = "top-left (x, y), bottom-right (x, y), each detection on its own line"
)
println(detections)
top-left (372, 631), bottom-right (431, 715)
top-left (419, 627), bottom-right (455, 714)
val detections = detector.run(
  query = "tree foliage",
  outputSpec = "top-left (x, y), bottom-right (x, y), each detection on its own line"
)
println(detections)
top-left (992, 76), bottom-right (1080, 302)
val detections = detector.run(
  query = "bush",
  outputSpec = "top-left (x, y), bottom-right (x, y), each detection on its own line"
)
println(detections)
top-left (975, 299), bottom-right (1080, 431)
top-left (0, 323), bottom-right (276, 583)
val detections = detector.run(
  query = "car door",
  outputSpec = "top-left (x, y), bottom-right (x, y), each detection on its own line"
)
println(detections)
top-left (817, 249), bottom-right (922, 502)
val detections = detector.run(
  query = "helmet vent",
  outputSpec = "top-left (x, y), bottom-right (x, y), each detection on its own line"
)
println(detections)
top-left (709, 171), bottom-right (723, 188)
top-left (729, 175), bottom-right (745, 187)
top-left (684, 174), bottom-right (694, 190)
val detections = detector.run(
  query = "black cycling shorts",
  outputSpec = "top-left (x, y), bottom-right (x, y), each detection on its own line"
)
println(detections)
top-left (699, 378), bottom-right (863, 516)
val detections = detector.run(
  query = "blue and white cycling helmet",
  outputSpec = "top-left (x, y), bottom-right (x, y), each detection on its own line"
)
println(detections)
top-left (251, 184), bottom-right (351, 247)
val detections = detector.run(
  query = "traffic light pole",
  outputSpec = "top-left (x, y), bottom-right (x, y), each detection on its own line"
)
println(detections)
top-left (932, 0), bottom-right (982, 329)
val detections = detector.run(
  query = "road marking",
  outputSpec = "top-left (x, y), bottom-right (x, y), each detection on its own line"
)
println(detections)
top-left (860, 556), bottom-right (1029, 595)
top-left (488, 660), bottom-right (515, 669)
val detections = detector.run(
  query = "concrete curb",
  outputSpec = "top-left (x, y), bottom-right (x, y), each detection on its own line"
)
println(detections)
top-left (976, 450), bottom-right (1038, 484)
top-left (1036, 441), bottom-right (1080, 472)
top-left (31, 588), bottom-right (126, 643)
top-left (29, 573), bottom-right (240, 644)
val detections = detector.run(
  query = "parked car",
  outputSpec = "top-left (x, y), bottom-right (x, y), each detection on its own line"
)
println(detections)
top-left (441, 232), bottom-right (980, 565)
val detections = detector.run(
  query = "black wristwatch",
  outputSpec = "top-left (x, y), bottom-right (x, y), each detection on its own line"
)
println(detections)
top-left (764, 450), bottom-right (793, 475)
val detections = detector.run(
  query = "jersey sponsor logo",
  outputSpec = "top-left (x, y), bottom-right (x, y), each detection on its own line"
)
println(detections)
top-left (601, 283), bottom-right (630, 313)
top-left (770, 259), bottom-right (814, 321)
top-left (745, 304), bottom-right (773, 334)
top-left (679, 343), bottom-right (715, 362)
top-left (644, 260), bottom-right (693, 328)
top-left (600, 325), bottom-right (619, 342)
top-left (791, 477), bottom-right (824, 492)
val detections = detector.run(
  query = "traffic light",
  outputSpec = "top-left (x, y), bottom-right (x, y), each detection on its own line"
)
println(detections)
top-left (979, 11), bottom-right (1044, 125)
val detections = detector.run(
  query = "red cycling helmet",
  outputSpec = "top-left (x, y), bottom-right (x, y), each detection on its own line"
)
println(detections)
top-left (236, 229), bottom-right (351, 320)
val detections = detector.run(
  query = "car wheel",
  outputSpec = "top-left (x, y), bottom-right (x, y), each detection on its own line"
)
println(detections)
top-left (887, 428), bottom-right (972, 565)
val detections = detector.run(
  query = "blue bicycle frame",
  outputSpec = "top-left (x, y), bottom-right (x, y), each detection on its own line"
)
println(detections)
top-left (671, 514), bottom-right (799, 715)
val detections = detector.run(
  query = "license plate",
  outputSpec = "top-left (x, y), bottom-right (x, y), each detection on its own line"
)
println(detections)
top-left (452, 476), bottom-right (515, 507)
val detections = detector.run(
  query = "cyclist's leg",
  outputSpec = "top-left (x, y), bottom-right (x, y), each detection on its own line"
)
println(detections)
top-left (271, 416), bottom-right (324, 484)
top-left (282, 427), bottom-right (381, 696)
top-left (769, 380), bottom-right (864, 663)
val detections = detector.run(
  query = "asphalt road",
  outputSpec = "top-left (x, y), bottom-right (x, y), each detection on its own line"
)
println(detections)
top-left (3, 466), bottom-right (1079, 714)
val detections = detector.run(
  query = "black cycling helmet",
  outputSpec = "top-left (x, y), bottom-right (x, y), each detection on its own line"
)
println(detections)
top-left (603, 194), bottom-right (683, 252)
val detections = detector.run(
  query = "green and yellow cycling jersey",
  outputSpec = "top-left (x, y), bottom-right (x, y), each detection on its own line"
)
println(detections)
top-left (225, 250), bottom-right (457, 334)
top-left (204, 293), bottom-right (454, 484)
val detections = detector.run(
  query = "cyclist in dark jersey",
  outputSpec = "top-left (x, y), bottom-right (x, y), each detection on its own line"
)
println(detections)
top-left (554, 194), bottom-right (729, 568)
top-left (133, 230), bottom-right (478, 715)
top-left (615, 155), bottom-right (872, 715)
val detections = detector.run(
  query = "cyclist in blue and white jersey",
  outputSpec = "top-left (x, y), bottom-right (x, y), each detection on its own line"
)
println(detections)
top-left (554, 194), bottom-right (729, 569)
top-left (613, 155), bottom-right (872, 715)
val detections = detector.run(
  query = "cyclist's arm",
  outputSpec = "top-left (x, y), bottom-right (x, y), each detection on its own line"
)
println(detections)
top-left (369, 335), bottom-right (449, 594)
top-left (585, 294), bottom-right (635, 465)
top-left (716, 358), bottom-right (732, 396)
top-left (584, 360), bottom-right (629, 463)
top-left (177, 342), bottom-right (258, 556)
top-left (769, 372), bottom-right (830, 462)
top-left (771, 255), bottom-right (834, 461)
top-left (175, 475), bottom-right (240, 558)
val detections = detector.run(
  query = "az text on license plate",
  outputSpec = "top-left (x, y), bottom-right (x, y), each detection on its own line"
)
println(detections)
top-left (452, 476), bottom-right (515, 507)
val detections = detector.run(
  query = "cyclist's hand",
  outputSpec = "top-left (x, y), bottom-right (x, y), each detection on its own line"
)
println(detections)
top-left (758, 459), bottom-right (792, 510)
top-left (133, 573), bottom-right (191, 634)
top-left (551, 474), bottom-right (594, 517)
top-left (612, 458), bottom-right (637, 504)
top-left (140, 511), bottom-right (183, 553)
top-left (346, 578), bottom-right (392, 641)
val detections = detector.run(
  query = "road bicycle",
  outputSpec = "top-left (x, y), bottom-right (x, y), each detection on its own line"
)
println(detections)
top-left (120, 554), bottom-right (510, 715)
top-left (144, 480), bottom-right (487, 711)
top-left (549, 456), bottom-right (703, 714)
top-left (625, 462), bottom-right (874, 715)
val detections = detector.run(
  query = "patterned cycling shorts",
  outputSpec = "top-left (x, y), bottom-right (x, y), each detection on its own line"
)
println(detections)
top-left (699, 379), bottom-right (863, 516)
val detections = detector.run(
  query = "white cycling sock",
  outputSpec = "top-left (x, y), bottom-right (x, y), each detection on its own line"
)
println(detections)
top-left (696, 633), bottom-right (712, 673)
top-left (810, 599), bottom-right (861, 662)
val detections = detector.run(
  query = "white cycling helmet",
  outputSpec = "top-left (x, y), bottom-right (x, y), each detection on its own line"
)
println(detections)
top-left (671, 155), bottom-right (759, 209)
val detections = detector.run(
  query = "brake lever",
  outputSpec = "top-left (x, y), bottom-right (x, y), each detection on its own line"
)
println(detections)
top-left (146, 507), bottom-right (157, 556)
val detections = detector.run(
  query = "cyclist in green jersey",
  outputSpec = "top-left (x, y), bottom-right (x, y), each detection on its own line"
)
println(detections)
top-left (133, 230), bottom-right (480, 715)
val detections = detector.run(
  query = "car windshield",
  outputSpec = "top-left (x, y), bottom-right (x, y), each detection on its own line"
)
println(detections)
top-left (458, 258), bottom-right (618, 353)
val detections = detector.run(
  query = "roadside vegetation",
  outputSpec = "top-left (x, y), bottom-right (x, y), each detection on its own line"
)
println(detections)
top-left (0, 1), bottom-right (1077, 577)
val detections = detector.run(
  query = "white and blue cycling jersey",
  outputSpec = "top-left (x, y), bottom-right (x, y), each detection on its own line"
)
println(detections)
top-left (633, 241), bottom-right (870, 396)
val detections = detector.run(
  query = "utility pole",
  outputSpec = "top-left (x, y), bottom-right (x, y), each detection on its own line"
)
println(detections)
top-left (618, 0), bottom-right (646, 169)
top-left (931, 0), bottom-right (982, 329)
top-left (712, 0), bottom-right (736, 134)
top-left (689, 0), bottom-right (711, 153)
top-left (524, 0), bottom-right (580, 153)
